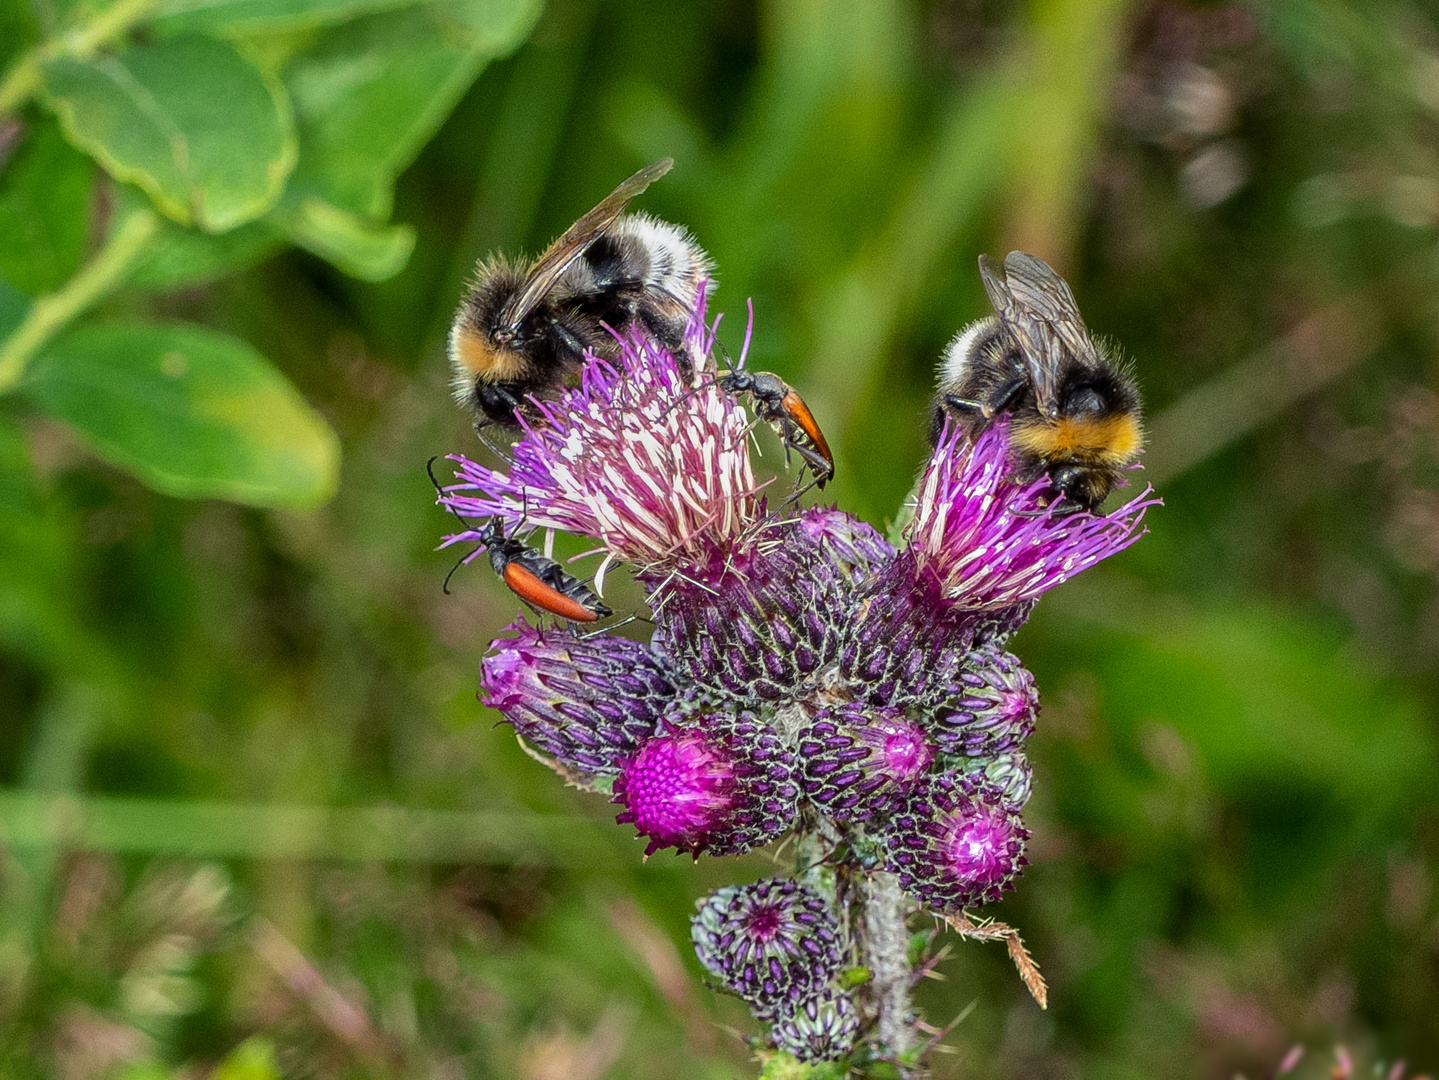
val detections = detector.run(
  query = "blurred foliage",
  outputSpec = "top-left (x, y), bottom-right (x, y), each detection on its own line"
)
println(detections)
top-left (2, 0), bottom-right (1439, 1076)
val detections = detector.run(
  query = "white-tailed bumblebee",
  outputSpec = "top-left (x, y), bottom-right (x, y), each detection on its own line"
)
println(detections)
top-left (448, 158), bottom-right (715, 427)
top-left (932, 251), bottom-right (1143, 512)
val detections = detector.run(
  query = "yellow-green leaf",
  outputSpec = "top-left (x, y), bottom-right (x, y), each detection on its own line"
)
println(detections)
top-left (26, 321), bottom-right (339, 508)
top-left (41, 35), bottom-right (297, 232)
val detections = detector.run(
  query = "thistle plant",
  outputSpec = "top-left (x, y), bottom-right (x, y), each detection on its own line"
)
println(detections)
top-left (438, 293), bottom-right (1157, 1074)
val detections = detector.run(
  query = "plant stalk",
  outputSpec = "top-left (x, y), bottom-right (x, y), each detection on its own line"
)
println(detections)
top-left (858, 869), bottom-right (915, 1064)
top-left (0, 206), bottom-right (159, 393)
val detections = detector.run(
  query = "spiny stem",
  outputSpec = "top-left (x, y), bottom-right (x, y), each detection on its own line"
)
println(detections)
top-left (859, 870), bottom-right (915, 1065)
top-left (0, 0), bottom-right (159, 116)
top-left (0, 206), bottom-right (159, 393)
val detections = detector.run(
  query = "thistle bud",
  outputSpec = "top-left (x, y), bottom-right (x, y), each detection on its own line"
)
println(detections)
top-left (690, 877), bottom-right (843, 1017)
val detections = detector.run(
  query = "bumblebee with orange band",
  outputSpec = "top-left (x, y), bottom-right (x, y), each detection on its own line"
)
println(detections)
top-left (718, 370), bottom-right (834, 489)
top-left (932, 251), bottom-right (1143, 513)
top-left (449, 158), bottom-right (715, 429)
top-left (472, 518), bottom-right (612, 623)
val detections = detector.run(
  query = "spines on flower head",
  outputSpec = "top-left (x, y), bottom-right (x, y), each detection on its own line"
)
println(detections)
top-left (439, 302), bottom-right (766, 572)
top-left (770, 987), bottom-right (862, 1063)
top-left (481, 619), bottom-right (679, 780)
top-left (612, 710), bottom-right (800, 857)
top-left (883, 773), bottom-right (1029, 910)
top-left (798, 704), bottom-right (934, 823)
top-left (691, 877), bottom-right (843, 1018)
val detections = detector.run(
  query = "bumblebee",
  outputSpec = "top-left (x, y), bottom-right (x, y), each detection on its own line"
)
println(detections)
top-left (932, 251), bottom-right (1143, 513)
top-left (449, 158), bottom-right (715, 427)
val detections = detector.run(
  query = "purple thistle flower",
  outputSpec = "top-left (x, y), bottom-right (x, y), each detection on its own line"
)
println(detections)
top-left (927, 645), bottom-right (1039, 760)
top-left (906, 418), bottom-right (1159, 613)
top-left (441, 251), bottom-right (1160, 1061)
top-left (612, 711), bottom-right (799, 857)
top-left (690, 877), bottom-right (843, 1018)
top-left (842, 419), bottom-right (1157, 702)
top-left (770, 987), bottom-right (862, 1063)
top-left (646, 517), bottom-right (857, 702)
top-left (799, 704), bottom-right (934, 823)
top-left (439, 307), bottom-right (767, 572)
top-left (884, 774), bottom-right (1029, 910)
top-left (481, 619), bottom-right (679, 780)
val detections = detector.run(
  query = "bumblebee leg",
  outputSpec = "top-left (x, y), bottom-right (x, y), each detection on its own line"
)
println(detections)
top-left (473, 383), bottom-right (525, 427)
top-left (549, 320), bottom-right (590, 358)
top-left (983, 377), bottom-right (1030, 418)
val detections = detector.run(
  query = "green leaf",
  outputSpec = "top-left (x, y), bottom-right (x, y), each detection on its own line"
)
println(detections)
top-left (0, 119), bottom-right (94, 294)
top-left (152, 0), bottom-right (416, 35)
top-left (211, 1038), bottom-right (281, 1080)
top-left (283, 0), bottom-right (541, 220)
top-left (25, 321), bottom-right (339, 508)
top-left (40, 35), bottom-right (297, 232)
top-left (0, 275), bottom-right (27, 340)
top-left (126, 217), bottom-right (283, 290)
top-left (267, 192), bottom-right (414, 281)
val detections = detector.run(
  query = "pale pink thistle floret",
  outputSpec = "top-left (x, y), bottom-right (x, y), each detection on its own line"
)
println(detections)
top-left (439, 302), bottom-right (765, 571)
top-left (907, 418), bottom-right (1160, 612)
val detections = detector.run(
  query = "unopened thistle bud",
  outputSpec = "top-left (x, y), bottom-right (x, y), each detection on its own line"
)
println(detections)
top-left (928, 645), bottom-right (1040, 760)
top-left (799, 704), bottom-right (934, 823)
top-left (481, 620), bottom-right (677, 779)
top-left (770, 987), bottom-right (862, 1063)
top-left (884, 774), bottom-right (1029, 909)
top-left (690, 877), bottom-right (843, 1017)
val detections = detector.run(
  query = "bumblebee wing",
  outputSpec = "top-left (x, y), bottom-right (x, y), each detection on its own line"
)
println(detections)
top-left (1002, 252), bottom-right (1090, 354)
top-left (499, 158), bottom-right (675, 330)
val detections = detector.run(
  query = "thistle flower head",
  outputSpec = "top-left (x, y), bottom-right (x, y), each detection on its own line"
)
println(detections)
top-left (800, 704), bottom-right (934, 822)
top-left (770, 988), bottom-right (862, 1063)
top-left (928, 645), bottom-right (1040, 760)
top-left (885, 774), bottom-right (1029, 909)
top-left (690, 877), bottom-right (843, 1017)
top-left (440, 304), bottom-right (766, 571)
top-left (612, 711), bottom-right (799, 857)
top-left (907, 419), bottom-right (1159, 612)
top-left (480, 620), bottom-right (678, 780)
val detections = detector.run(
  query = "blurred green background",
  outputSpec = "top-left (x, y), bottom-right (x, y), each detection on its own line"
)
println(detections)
top-left (2, 0), bottom-right (1438, 1076)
